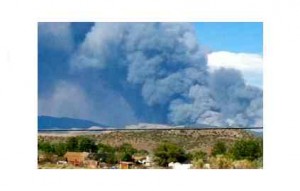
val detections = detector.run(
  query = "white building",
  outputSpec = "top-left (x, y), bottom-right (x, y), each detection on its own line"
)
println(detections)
top-left (142, 156), bottom-right (153, 167)
top-left (168, 162), bottom-right (192, 169)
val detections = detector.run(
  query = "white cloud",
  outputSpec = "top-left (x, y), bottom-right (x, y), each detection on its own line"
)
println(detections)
top-left (207, 51), bottom-right (263, 88)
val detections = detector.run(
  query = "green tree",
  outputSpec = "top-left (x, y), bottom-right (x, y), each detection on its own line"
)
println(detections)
top-left (120, 153), bottom-right (132, 162)
top-left (97, 143), bottom-right (117, 164)
top-left (66, 137), bottom-right (79, 151)
top-left (116, 143), bottom-right (137, 162)
top-left (154, 142), bottom-right (188, 167)
top-left (77, 136), bottom-right (97, 152)
top-left (52, 142), bottom-right (67, 156)
top-left (117, 143), bottom-right (137, 155)
top-left (230, 138), bottom-right (263, 161)
top-left (212, 141), bottom-right (227, 156)
top-left (38, 140), bottom-right (54, 153)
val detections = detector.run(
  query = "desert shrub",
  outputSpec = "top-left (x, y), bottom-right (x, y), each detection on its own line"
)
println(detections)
top-left (211, 141), bottom-right (227, 156)
top-left (192, 159), bottom-right (204, 169)
top-left (191, 150), bottom-right (207, 161)
top-left (230, 138), bottom-right (263, 161)
top-left (253, 157), bottom-right (263, 168)
top-left (38, 152), bottom-right (58, 163)
top-left (154, 142), bottom-right (188, 167)
top-left (210, 155), bottom-right (233, 169)
top-left (232, 159), bottom-right (256, 169)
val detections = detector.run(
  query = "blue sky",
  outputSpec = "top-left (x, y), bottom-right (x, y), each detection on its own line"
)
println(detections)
top-left (38, 22), bottom-right (263, 127)
top-left (194, 22), bottom-right (263, 54)
top-left (194, 22), bottom-right (263, 88)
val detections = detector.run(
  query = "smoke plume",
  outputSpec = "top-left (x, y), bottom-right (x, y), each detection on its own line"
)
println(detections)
top-left (40, 22), bottom-right (263, 127)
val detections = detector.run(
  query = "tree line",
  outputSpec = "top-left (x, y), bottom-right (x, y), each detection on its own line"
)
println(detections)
top-left (38, 136), bottom-right (147, 164)
top-left (38, 136), bottom-right (263, 168)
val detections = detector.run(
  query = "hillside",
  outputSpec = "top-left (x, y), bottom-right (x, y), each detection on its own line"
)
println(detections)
top-left (38, 129), bottom-right (255, 153)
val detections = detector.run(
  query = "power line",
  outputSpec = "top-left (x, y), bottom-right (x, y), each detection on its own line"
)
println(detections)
top-left (38, 127), bottom-right (263, 132)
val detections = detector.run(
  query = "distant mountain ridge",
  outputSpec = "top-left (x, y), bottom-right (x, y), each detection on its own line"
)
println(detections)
top-left (38, 116), bottom-right (263, 131)
top-left (38, 116), bottom-right (109, 130)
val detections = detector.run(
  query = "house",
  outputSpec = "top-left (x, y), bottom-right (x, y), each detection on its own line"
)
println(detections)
top-left (132, 155), bottom-right (146, 163)
top-left (119, 161), bottom-right (134, 169)
top-left (64, 152), bottom-right (90, 166)
top-left (142, 156), bottom-right (153, 167)
top-left (132, 155), bottom-right (147, 163)
top-left (132, 155), bottom-right (153, 167)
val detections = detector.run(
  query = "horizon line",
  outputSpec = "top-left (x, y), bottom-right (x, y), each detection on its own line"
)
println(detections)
top-left (38, 127), bottom-right (263, 132)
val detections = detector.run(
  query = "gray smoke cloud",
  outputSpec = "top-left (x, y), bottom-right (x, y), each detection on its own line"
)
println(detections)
top-left (39, 81), bottom-right (93, 119)
top-left (39, 81), bottom-right (138, 127)
top-left (210, 68), bottom-right (263, 126)
top-left (67, 22), bottom-right (262, 127)
top-left (168, 68), bottom-right (263, 127)
top-left (38, 22), bottom-right (74, 53)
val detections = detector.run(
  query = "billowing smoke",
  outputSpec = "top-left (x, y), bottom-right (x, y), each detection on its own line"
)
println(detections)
top-left (169, 68), bottom-right (262, 127)
top-left (39, 22), bottom-right (263, 127)
top-left (70, 23), bottom-right (210, 125)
